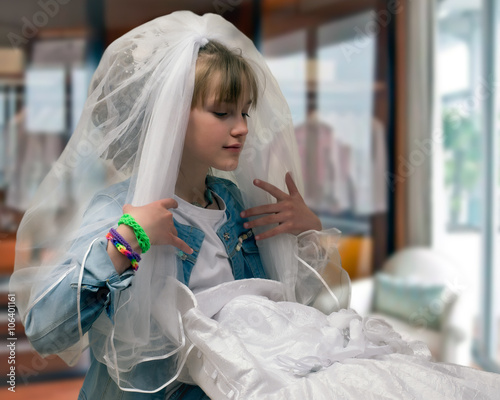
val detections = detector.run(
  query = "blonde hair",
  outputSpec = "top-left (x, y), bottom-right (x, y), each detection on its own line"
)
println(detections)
top-left (192, 41), bottom-right (258, 109)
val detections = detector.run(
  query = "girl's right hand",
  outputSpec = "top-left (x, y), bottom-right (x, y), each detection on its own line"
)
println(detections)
top-left (109, 199), bottom-right (193, 274)
top-left (122, 198), bottom-right (193, 254)
top-left (123, 199), bottom-right (193, 253)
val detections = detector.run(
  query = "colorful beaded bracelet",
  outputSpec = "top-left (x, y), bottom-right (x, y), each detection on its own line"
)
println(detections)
top-left (106, 231), bottom-right (140, 271)
top-left (117, 214), bottom-right (151, 253)
top-left (109, 228), bottom-right (142, 261)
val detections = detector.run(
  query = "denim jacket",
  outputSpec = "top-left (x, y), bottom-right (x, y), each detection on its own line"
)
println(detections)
top-left (23, 175), bottom-right (266, 400)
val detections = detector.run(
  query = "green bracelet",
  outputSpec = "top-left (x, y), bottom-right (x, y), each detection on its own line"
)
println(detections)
top-left (118, 214), bottom-right (151, 253)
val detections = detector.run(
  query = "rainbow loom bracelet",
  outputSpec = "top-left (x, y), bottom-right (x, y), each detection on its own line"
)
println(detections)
top-left (106, 231), bottom-right (140, 271)
top-left (117, 214), bottom-right (151, 253)
top-left (109, 228), bottom-right (142, 262)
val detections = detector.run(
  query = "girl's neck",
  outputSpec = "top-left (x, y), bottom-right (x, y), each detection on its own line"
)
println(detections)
top-left (175, 165), bottom-right (209, 205)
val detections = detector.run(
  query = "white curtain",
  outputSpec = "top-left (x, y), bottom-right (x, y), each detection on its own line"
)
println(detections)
top-left (405, 0), bottom-right (438, 246)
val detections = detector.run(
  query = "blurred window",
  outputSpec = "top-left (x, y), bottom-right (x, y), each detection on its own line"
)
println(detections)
top-left (25, 68), bottom-right (66, 134)
top-left (435, 0), bottom-right (499, 370)
top-left (437, 1), bottom-right (482, 231)
top-left (263, 30), bottom-right (307, 126)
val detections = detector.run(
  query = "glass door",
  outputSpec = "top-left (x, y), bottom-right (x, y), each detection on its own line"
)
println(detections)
top-left (435, 0), bottom-right (499, 370)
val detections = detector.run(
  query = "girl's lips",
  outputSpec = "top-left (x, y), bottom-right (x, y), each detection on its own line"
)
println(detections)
top-left (223, 146), bottom-right (242, 152)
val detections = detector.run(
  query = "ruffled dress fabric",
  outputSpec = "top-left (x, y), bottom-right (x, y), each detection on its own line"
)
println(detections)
top-left (180, 279), bottom-right (500, 400)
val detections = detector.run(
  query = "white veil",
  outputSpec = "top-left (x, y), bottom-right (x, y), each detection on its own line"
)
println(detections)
top-left (10, 11), bottom-right (350, 393)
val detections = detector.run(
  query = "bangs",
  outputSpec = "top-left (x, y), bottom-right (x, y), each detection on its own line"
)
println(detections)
top-left (192, 41), bottom-right (258, 109)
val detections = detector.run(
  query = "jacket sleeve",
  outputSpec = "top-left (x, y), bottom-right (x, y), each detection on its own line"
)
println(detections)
top-left (23, 192), bottom-right (135, 356)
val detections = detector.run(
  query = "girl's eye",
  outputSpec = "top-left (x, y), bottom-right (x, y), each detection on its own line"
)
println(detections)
top-left (213, 112), bottom-right (228, 117)
top-left (242, 113), bottom-right (250, 118)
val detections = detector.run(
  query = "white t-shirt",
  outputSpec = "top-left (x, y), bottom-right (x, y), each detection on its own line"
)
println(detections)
top-left (172, 190), bottom-right (235, 293)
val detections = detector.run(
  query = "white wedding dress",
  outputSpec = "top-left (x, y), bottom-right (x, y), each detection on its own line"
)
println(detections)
top-left (179, 279), bottom-right (500, 400)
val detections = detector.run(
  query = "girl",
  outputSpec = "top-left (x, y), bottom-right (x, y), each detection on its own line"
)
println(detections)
top-left (10, 11), bottom-right (343, 399)
top-left (11, 11), bottom-right (500, 400)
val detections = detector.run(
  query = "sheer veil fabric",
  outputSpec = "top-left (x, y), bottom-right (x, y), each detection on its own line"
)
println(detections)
top-left (10, 11), bottom-right (348, 392)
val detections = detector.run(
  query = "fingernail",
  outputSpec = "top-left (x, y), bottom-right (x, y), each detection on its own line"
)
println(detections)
top-left (240, 211), bottom-right (246, 217)
top-left (189, 248), bottom-right (194, 254)
top-left (254, 179), bottom-right (260, 185)
top-left (255, 235), bottom-right (260, 240)
top-left (244, 222), bottom-right (249, 228)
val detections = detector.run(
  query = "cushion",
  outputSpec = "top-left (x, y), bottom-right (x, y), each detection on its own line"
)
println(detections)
top-left (373, 273), bottom-right (457, 331)
top-left (369, 312), bottom-right (442, 361)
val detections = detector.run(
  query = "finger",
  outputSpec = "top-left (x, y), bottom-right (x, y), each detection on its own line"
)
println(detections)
top-left (159, 198), bottom-right (178, 209)
top-left (244, 213), bottom-right (283, 229)
top-left (171, 226), bottom-right (178, 237)
top-left (253, 178), bottom-right (288, 201)
top-left (171, 235), bottom-right (194, 254)
top-left (240, 203), bottom-right (281, 218)
top-left (285, 172), bottom-right (300, 195)
top-left (254, 225), bottom-right (288, 241)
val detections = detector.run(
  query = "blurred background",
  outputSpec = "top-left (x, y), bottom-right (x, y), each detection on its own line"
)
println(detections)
top-left (0, 0), bottom-right (498, 397)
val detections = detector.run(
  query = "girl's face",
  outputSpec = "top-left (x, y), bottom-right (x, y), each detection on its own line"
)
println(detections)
top-left (183, 93), bottom-right (252, 172)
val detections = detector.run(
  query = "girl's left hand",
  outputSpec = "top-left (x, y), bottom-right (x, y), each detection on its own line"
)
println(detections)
top-left (240, 172), bottom-right (322, 241)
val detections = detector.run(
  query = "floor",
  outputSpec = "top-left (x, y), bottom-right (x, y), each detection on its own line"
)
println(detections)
top-left (3, 376), bottom-right (85, 399)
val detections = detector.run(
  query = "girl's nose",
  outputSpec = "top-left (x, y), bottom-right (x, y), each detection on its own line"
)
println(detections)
top-left (231, 115), bottom-right (249, 136)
